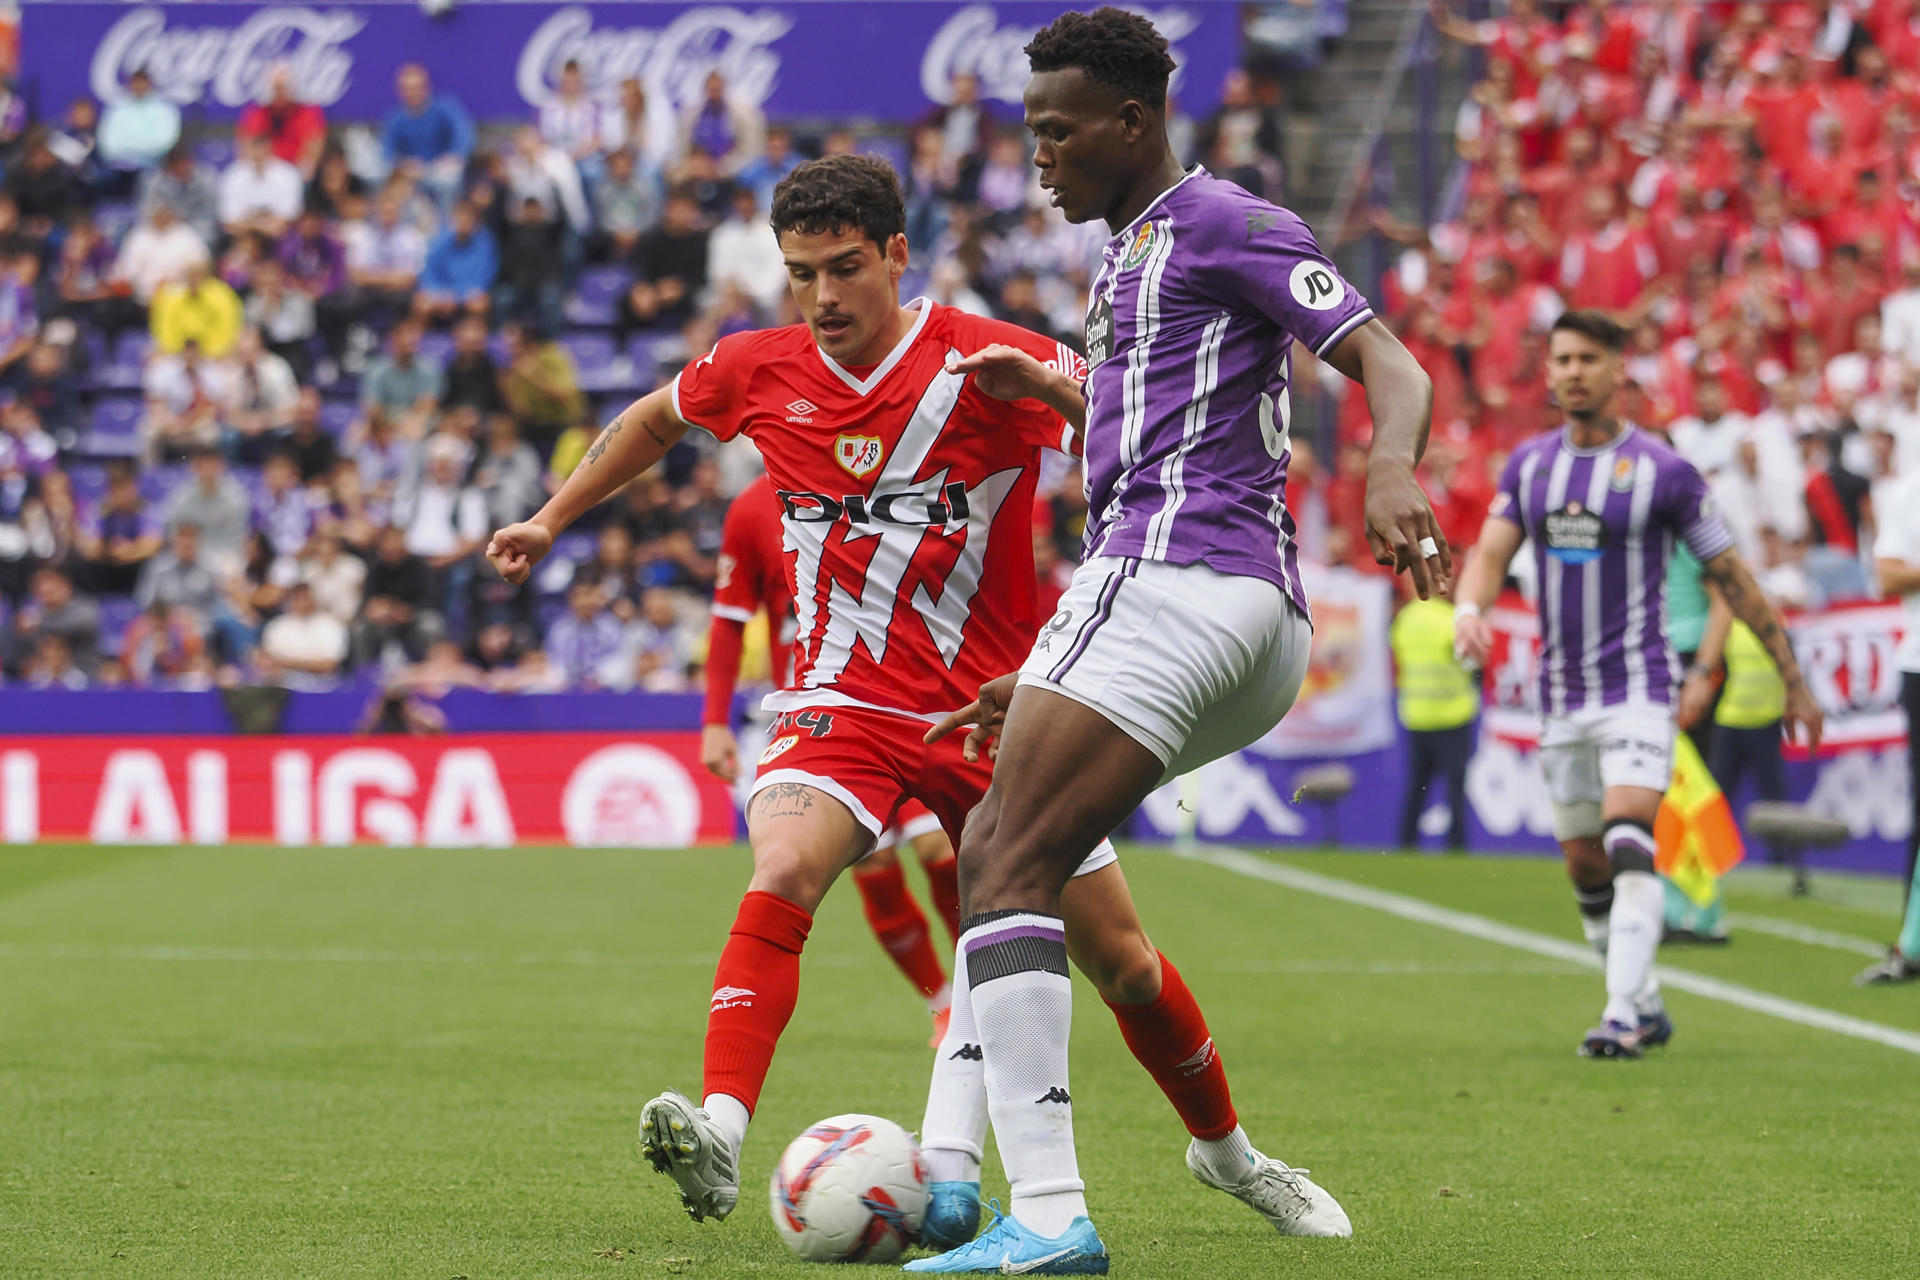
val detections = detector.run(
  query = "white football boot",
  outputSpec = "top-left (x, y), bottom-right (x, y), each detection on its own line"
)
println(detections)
top-left (1187, 1142), bottom-right (1353, 1237)
top-left (638, 1089), bottom-right (739, 1222)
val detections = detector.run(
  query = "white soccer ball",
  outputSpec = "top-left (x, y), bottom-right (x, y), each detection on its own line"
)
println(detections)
top-left (769, 1114), bottom-right (928, 1263)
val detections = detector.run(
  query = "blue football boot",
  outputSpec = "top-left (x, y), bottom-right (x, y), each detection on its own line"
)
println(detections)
top-left (903, 1200), bottom-right (1108, 1274)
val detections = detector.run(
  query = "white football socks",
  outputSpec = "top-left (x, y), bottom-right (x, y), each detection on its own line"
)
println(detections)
top-left (1603, 870), bottom-right (1664, 1027)
top-left (964, 912), bottom-right (1086, 1238)
top-left (1190, 1125), bottom-right (1257, 1185)
top-left (701, 1092), bottom-right (750, 1155)
top-left (920, 944), bottom-right (985, 1185)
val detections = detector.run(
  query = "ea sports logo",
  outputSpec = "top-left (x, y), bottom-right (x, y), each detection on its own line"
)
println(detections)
top-left (1289, 261), bottom-right (1345, 311)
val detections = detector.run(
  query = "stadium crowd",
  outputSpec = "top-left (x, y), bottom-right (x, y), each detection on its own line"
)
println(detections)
top-left (1348, 0), bottom-right (1920, 613)
top-left (0, 0), bottom-right (1917, 696)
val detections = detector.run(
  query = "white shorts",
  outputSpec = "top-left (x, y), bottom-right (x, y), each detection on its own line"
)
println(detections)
top-left (863, 819), bottom-right (1118, 880)
top-left (1018, 556), bottom-right (1312, 782)
top-left (1538, 702), bottom-right (1676, 840)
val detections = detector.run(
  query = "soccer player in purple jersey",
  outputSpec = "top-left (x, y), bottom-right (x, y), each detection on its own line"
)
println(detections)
top-left (1454, 311), bottom-right (1822, 1060)
top-left (907, 9), bottom-right (1447, 1272)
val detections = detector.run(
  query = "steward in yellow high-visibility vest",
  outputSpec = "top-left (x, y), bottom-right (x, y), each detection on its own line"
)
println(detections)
top-left (1709, 620), bottom-right (1788, 858)
top-left (1390, 596), bottom-right (1478, 851)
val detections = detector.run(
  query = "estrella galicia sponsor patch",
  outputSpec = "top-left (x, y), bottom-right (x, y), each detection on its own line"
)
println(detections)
top-left (1086, 295), bottom-right (1114, 367)
top-left (1121, 220), bottom-right (1158, 269)
top-left (759, 734), bottom-right (800, 766)
top-left (1544, 502), bottom-right (1606, 565)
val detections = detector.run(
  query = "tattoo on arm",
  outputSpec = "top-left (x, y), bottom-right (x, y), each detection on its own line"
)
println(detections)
top-left (1702, 552), bottom-right (1806, 693)
top-left (582, 410), bottom-right (669, 468)
top-left (749, 781), bottom-right (817, 822)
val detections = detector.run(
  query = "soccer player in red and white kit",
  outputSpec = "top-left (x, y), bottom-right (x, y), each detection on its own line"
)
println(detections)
top-left (488, 157), bottom-right (1288, 1242)
top-left (701, 474), bottom-right (963, 1046)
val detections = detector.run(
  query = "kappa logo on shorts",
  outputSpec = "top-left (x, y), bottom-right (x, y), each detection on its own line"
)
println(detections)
top-left (834, 433), bottom-right (884, 478)
top-left (1032, 608), bottom-right (1074, 653)
top-left (759, 734), bottom-right (800, 765)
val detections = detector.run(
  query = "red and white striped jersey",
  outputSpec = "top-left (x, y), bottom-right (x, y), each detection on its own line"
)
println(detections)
top-left (673, 299), bottom-right (1084, 719)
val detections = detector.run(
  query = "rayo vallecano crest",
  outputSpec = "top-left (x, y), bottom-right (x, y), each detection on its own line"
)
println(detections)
top-left (835, 434), bottom-right (884, 478)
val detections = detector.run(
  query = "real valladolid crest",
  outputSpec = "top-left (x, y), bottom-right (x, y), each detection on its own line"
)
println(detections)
top-left (81, 2), bottom-right (1202, 113)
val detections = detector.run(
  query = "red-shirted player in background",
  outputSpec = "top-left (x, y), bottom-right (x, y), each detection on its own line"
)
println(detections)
top-left (701, 473), bottom-right (963, 1046)
top-left (489, 157), bottom-right (1291, 1251)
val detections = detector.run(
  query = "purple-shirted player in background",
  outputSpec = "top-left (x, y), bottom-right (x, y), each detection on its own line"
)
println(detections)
top-left (908, 9), bottom-right (1446, 1272)
top-left (1454, 310), bottom-right (1822, 1061)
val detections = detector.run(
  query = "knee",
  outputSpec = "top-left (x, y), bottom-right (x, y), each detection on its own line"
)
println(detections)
top-left (746, 840), bottom-right (841, 913)
top-left (1075, 928), bottom-right (1162, 1005)
top-left (956, 790), bottom-right (1063, 913)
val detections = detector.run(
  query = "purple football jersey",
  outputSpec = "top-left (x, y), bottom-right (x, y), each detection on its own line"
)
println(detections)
top-left (1080, 168), bottom-right (1373, 619)
top-left (1491, 425), bottom-right (1735, 715)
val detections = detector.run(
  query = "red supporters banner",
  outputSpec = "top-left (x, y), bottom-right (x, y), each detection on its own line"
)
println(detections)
top-left (0, 734), bottom-right (738, 847)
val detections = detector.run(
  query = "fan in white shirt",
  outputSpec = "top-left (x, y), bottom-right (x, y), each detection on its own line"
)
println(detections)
top-left (219, 133), bottom-right (305, 239)
top-left (112, 203), bottom-right (210, 303)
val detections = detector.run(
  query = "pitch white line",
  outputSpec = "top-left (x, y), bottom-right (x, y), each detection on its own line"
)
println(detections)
top-left (1727, 914), bottom-right (1887, 958)
top-left (1175, 846), bottom-right (1920, 1058)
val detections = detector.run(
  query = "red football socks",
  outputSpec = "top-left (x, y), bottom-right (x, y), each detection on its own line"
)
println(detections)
top-left (702, 890), bottom-right (813, 1116)
top-left (1104, 951), bottom-right (1239, 1140)
top-left (854, 861), bottom-right (948, 999)
top-left (922, 855), bottom-right (962, 943)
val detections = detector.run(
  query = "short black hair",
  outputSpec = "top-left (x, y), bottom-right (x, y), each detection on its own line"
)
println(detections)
top-left (769, 155), bottom-right (905, 249)
top-left (1026, 7), bottom-right (1177, 111)
top-left (1550, 309), bottom-right (1625, 352)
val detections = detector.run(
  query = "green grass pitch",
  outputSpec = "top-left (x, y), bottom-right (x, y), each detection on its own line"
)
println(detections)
top-left (4, 843), bottom-right (1918, 1278)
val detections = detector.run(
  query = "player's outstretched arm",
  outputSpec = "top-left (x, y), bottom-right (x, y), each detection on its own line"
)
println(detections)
top-left (1700, 547), bottom-right (1824, 749)
top-left (1322, 319), bottom-right (1449, 598)
top-left (486, 387), bottom-right (691, 585)
top-left (1451, 516), bottom-right (1523, 668)
top-left (945, 345), bottom-right (1086, 437)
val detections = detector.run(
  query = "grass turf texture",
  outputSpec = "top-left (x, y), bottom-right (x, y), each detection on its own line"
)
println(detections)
top-left (3, 844), bottom-right (1917, 1278)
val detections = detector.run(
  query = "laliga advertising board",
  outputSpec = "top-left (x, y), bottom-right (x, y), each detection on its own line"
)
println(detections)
top-left (0, 735), bottom-right (739, 848)
top-left (24, 2), bottom-right (1237, 120)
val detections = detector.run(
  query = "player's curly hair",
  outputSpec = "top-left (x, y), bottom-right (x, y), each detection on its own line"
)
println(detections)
top-left (769, 155), bottom-right (905, 249)
top-left (1551, 309), bottom-right (1626, 352)
top-left (1025, 7), bottom-right (1177, 111)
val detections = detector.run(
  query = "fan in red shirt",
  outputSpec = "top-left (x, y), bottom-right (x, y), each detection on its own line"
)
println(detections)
top-left (487, 155), bottom-right (1277, 1238)
top-left (700, 473), bottom-right (963, 1047)
top-left (235, 66), bottom-right (328, 178)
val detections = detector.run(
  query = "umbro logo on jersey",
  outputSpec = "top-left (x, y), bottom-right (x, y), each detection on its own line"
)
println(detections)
top-left (1034, 1087), bottom-right (1071, 1106)
top-left (711, 985), bottom-right (756, 1011)
top-left (949, 1043), bottom-right (984, 1062)
top-left (786, 399), bottom-right (818, 423)
top-left (777, 480), bottom-right (973, 528)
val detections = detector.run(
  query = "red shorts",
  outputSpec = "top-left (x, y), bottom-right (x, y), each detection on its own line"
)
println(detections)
top-left (749, 704), bottom-right (988, 847)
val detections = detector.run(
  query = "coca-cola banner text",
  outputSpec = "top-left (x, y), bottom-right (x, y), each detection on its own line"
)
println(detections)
top-left (0, 734), bottom-right (739, 847)
top-left (26, 3), bottom-right (1237, 121)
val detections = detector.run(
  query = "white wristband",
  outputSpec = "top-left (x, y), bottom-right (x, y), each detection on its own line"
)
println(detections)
top-left (1454, 603), bottom-right (1481, 621)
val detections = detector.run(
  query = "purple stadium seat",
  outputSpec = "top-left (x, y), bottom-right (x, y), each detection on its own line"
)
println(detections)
top-left (194, 138), bottom-right (234, 169)
top-left (67, 465), bottom-right (108, 507)
top-left (140, 465), bottom-right (186, 504)
top-left (319, 400), bottom-right (357, 437)
top-left (416, 331), bottom-right (455, 368)
top-left (564, 267), bottom-right (629, 328)
top-left (94, 202), bottom-right (137, 242)
top-left (89, 397), bottom-right (143, 442)
top-left (561, 332), bottom-right (624, 393)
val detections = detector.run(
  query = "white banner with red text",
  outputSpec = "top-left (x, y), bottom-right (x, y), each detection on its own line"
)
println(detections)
top-left (0, 734), bottom-right (738, 847)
